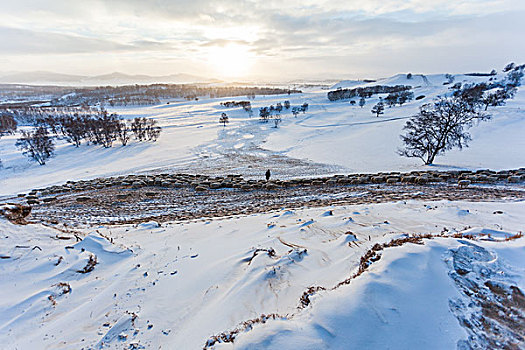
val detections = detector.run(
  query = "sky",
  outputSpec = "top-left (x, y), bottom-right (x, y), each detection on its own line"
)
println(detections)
top-left (0, 0), bottom-right (524, 81)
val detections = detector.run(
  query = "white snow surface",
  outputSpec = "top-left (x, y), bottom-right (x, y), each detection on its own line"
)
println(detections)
top-left (1, 71), bottom-right (525, 348)
top-left (1, 200), bottom-right (524, 349)
top-left (1, 73), bottom-right (525, 196)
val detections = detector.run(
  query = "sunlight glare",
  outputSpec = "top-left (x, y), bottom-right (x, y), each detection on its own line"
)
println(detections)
top-left (208, 44), bottom-right (254, 79)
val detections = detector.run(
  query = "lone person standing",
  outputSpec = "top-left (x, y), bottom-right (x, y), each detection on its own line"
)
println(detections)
top-left (265, 169), bottom-right (271, 181)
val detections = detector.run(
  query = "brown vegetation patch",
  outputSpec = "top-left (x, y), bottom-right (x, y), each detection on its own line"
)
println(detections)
top-left (77, 254), bottom-right (98, 273)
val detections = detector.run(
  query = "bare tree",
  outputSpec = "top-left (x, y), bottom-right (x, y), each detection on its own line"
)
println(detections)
top-left (219, 112), bottom-right (229, 127)
top-left (243, 105), bottom-right (253, 117)
top-left (385, 94), bottom-right (397, 107)
top-left (61, 115), bottom-right (86, 147)
top-left (398, 97), bottom-right (490, 165)
top-left (0, 114), bottom-right (17, 166)
top-left (503, 62), bottom-right (515, 72)
top-left (259, 107), bottom-right (270, 122)
top-left (301, 103), bottom-right (309, 113)
top-left (272, 115), bottom-right (281, 128)
top-left (130, 117), bottom-right (161, 142)
top-left (16, 126), bottom-right (55, 165)
top-left (98, 112), bottom-right (120, 148)
top-left (397, 91), bottom-right (414, 105)
top-left (482, 88), bottom-right (514, 110)
top-left (454, 83), bottom-right (487, 107)
top-left (505, 68), bottom-right (524, 87)
top-left (131, 117), bottom-right (148, 141)
top-left (0, 114), bottom-right (17, 135)
top-left (117, 120), bottom-right (130, 145)
top-left (145, 119), bottom-right (161, 141)
top-left (371, 100), bottom-right (385, 117)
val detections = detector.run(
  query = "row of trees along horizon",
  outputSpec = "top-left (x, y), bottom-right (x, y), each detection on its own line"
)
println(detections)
top-left (0, 85), bottom-right (301, 108)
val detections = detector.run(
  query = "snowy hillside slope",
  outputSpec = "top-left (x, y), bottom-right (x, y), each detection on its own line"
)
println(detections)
top-left (1, 71), bottom-right (524, 350)
top-left (1, 72), bottom-right (524, 196)
top-left (263, 73), bottom-right (525, 172)
top-left (223, 236), bottom-right (525, 350)
top-left (1, 200), bottom-right (523, 349)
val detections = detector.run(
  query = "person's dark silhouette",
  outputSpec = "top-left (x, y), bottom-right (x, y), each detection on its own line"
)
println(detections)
top-left (265, 169), bottom-right (271, 181)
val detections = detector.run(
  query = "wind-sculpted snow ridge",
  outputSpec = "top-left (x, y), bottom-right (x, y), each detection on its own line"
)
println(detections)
top-left (1, 200), bottom-right (524, 349)
top-left (204, 234), bottom-right (436, 349)
top-left (204, 232), bottom-right (525, 349)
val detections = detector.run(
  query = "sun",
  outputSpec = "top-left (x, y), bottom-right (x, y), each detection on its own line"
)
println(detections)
top-left (207, 44), bottom-right (253, 79)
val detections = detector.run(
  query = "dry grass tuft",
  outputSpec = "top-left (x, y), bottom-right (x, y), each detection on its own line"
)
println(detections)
top-left (0, 203), bottom-right (32, 224)
top-left (77, 254), bottom-right (97, 273)
top-left (204, 313), bottom-right (285, 349)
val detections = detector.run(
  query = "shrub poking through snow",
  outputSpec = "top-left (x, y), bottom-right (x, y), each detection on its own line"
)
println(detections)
top-left (203, 313), bottom-right (285, 349)
top-left (77, 254), bottom-right (98, 273)
top-left (0, 203), bottom-right (32, 223)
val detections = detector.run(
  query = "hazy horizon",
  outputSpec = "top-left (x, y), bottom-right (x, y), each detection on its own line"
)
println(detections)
top-left (1, 0), bottom-right (524, 82)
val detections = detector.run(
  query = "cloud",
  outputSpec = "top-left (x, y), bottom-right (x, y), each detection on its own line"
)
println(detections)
top-left (200, 39), bottom-right (251, 47)
top-left (0, 27), bottom-right (173, 54)
top-left (0, 1), bottom-right (523, 79)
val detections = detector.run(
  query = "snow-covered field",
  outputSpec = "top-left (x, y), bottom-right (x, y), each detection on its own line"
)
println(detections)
top-left (1, 200), bottom-right (524, 349)
top-left (1, 73), bottom-right (525, 196)
top-left (1, 71), bottom-right (525, 349)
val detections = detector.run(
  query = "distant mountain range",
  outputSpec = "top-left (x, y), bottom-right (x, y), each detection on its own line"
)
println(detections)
top-left (0, 71), bottom-right (222, 86)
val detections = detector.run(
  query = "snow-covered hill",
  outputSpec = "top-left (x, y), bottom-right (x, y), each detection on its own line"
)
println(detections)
top-left (1, 70), bottom-right (525, 349)
top-left (1, 72), bottom-right (524, 196)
